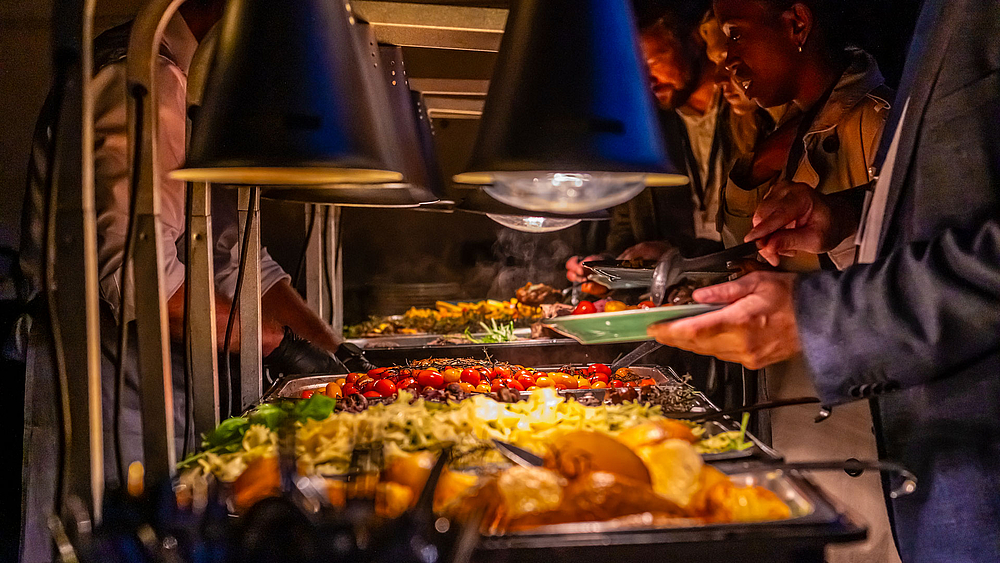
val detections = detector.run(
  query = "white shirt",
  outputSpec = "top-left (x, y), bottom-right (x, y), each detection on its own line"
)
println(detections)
top-left (676, 94), bottom-right (723, 242)
top-left (93, 13), bottom-right (288, 320)
top-left (856, 98), bottom-right (910, 264)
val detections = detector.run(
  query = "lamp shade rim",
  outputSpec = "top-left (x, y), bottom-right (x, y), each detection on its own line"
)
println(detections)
top-left (169, 167), bottom-right (403, 185)
top-left (452, 171), bottom-right (689, 187)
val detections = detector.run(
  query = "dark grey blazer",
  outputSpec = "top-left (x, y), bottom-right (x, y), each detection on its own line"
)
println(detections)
top-left (794, 0), bottom-right (1000, 561)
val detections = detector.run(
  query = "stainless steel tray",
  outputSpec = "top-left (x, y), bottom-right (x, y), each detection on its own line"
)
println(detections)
top-left (475, 468), bottom-right (865, 559)
top-left (263, 365), bottom-right (776, 462)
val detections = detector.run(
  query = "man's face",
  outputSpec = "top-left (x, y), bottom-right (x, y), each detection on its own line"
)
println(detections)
top-left (640, 27), bottom-right (701, 110)
top-left (712, 0), bottom-right (799, 108)
top-left (700, 15), bottom-right (759, 115)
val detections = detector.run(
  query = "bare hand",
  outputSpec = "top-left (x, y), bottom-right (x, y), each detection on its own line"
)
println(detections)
top-left (618, 240), bottom-right (673, 261)
top-left (744, 181), bottom-right (853, 266)
top-left (646, 271), bottom-right (801, 369)
top-left (566, 254), bottom-right (604, 283)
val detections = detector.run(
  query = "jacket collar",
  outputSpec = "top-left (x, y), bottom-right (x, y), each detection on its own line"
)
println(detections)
top-left (803, 49), bottom-right (887, 137)
top-left (161, 11), bottom-right (199, 75)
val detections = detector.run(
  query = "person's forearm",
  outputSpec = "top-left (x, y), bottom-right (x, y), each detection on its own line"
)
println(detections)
top-left (166, 282), bottom-right (285, 355)
top-left (261, 279), bottom-right (344, 354)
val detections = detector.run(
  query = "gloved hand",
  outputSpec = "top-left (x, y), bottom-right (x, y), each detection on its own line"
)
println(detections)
top-left (264, 326), bottom-right (347, 376)
top-left (334, 342), bottom-right (377, 373)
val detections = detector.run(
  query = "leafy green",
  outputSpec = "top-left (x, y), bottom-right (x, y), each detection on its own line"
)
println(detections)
top-left (202, 416), bottom-right (250, 449)
top-left (291, 394), bottom-right (337, 422)
top-left (248, 402), bottom-right (291, 430)
top-left (463, 319), bottom-right (517, 344)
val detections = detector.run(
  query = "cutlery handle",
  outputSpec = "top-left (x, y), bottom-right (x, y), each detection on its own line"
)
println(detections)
top-left (681, 241), bottom-right (759, 273)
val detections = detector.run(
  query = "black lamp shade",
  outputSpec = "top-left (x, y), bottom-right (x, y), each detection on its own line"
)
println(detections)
top-left (172, 0), bottom-right (403, 185)
top-left (454, 0), bottom-right (686, 188)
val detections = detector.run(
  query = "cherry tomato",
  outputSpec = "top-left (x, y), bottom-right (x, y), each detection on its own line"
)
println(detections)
top-left (554, 383), bottom-right (567, 390)
top-left (588, 363), bottom-right (612, 376)
top-left (572, 301), bottom-right (597, 315)
top-left (516, 374), bottom-right (536, 388)
top-left (325, 382), bottom-right (343, 399)
top-left (611, 380), bottom-right (624, 388)
top-left (354, 375), bottom-right (372, 389)
top-left (417, 370), bottom-right (445, 389)
top-left (637, 300), bottom-right (656, 309)
top-left (576, 378), bottom-right (591, 389)
top-left (491, 365), bottom-right (512, 379)
top-left (396, 377), bottom-right (417, 390)
top-left (374, 379), bottom-right (397, 396)
top-left (301, 389), bottom-right (316, 399)
top-left (475, 383), bottom-right (492, 394)
top-left (442, 367), bottom-right (462, 384)
top-left (507, 379), bottom-right (526, 392)
top-left (460, 368), bottom-right (482, 386)
top-left (592, 381), bottom-right (608, 389)
top-left (639, 378), bottom-right (657, 387)
top-left (535, 376), bottom-right (554, 388)
top-left (346, 372), bottom-right (362, 384)
top-left (562, 375), bottom-right (578, 389)
top-left (526, 385), bottom-right (538, 391)
top-left (368, 367), bottom-right (391, 379)
top-left (514, 369), bottom-right (532, 379)
top-left (589, 374), bottom-right (609, 385)
top-left (362, 390), bottom-right (382, 399)
top-left (490, 379), bottom-right (506, 392)
top-left (341, 383), bottom-right (358, 395)
top-left (549, 372), bottom-right (573, 388)
top-left (360, 379), bottom-right (378, 393)
top-left (459, 382), bottom-right (476, 393)
top-left (604, 300), bottom-right (628, 313)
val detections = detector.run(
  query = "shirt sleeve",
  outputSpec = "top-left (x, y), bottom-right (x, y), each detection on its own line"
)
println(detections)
top-left (210, 186), bottom-right (290, 302)
top-left (93, 57), bottom-right (187, 321)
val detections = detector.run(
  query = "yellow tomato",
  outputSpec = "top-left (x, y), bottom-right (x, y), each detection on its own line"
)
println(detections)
top-left (604, 300), bottom-right (628, 312)
top-left (442, 368), bottom-right (462, 384)
top-left (592, 380), bottom-right (608, 389)
top-left (459, 382), bottom-right (476, 393)
top-left (576, 378), bottom-right (591, 389)
top-left (534, 376), bottom-right (554, 388)
top-left (475, 383), bottom-right (492, 393)
top-left (325, 382), bottom-right (343, 399)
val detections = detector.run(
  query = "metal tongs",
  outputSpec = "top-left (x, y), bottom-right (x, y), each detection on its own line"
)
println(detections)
top-left (649, 241), bottom-right (759, 306)
top-left (491, 440), bottom-right (918, 499)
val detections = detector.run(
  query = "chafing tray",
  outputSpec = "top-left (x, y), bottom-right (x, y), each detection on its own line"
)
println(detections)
top-left (263, 365), bottom-right (776, 461)
top-left (473, 469), bottom-right (864, 563)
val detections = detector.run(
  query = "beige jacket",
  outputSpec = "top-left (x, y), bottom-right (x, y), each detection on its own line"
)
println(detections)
top-left (719, 49), bottom-right (892, 270)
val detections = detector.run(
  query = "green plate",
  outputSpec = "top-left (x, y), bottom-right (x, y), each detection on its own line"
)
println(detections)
top-left (541, 304), bottom-right (724, 344)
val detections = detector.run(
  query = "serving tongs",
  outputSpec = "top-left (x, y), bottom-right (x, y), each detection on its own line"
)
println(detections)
top-left (649, 241), bottom-right (759, 306)
top-left (491, 440), bottom-right (918, 499)
top-left (675, 396), bottom-right (823, 422)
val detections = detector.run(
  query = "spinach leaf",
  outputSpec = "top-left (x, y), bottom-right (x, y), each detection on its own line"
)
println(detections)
top-left (202, 416), bottom-right (250, 449)
top-left (291, 394), bottom-right (336, 422)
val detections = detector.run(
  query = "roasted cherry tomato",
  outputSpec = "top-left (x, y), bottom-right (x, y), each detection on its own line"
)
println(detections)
top-left (513, 369), bottom-right (532, 379)
top-left (460, 368), bottom-right (481, 386)
top-left (580, 281), bottom-right (609, 298)
top-left (534, 376), bottom-right (554, 388)
top-left (368, 367), bottom-right (391, 379)
top-left (341, 383), bottom-right (358, 395)
top-left (325, 382), bottom-right (343, 399)
top-left (301, 389), bottom-right (316, 399)
top-left (475, 383), bottom-right (492, 394)
top-left (396, 377), bottom-right (417, 390)
top-left (417, 370), bottom-right (445, 389)
top-left (576, 378), bottom-right (591, 389)
top-left (525, 385), bottom-right (538, 391)
top-left (459, 382), bottom-right (476, 393)
top-left (516, 374), bottom-right (535, 388)
top-left (374, 379), bottom-right (397, 396)
top-left (345, 372), bottom-right (362, 384)
top-left (589, 374), bottom-right (609, 385)
top-left (442, 367), bottom-right (462, 384)
top-left (572, 301), bottom-right (597, 315)
top-left (639, 378), bottom-right (657, 387)
top-left (637, 300), bottom-right (656, 309)
top-left (490, 379), bottom-right (506, 392)
top-left (491, 365), bottom-right (512, 379)
top-left (362, 390), bottom-right (382, 399)
top-left (588, 363), bottom-right (612, 376)
top-left (604, 300), bottom-right (628, 312)
top-left (611, 380), bottom-right (624, 388)
top-left (554, 383), bottom-right (567, 390)
top-left (360, 379), bottom-right (378, 393)
top-left (591, 381), bottom-right (608, 389)
top-left (507, 379), bottom-right (526, 392)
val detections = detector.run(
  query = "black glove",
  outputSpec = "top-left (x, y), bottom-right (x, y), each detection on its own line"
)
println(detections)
top-left (264, 326), bottom-right (347, 376)
top-left (334, 342), bottom-right (377, 373)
